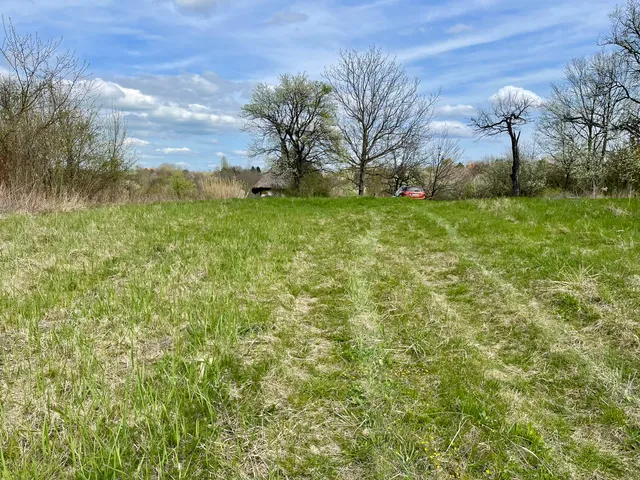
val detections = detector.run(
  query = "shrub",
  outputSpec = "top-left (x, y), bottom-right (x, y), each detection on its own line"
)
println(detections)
top-left (460, 157), bottom-right (550, 198)
top-left (170, 171), bottom-right (196, 199)
top-left (0, 22), bottom-right (132, 198)
top-left (603, 147), bottom-right (640, 196)
top-left (297, 172), bottom-right (334, 197)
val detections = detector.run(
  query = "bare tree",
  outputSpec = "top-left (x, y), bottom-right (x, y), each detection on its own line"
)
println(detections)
top-left (0, 18), bottom-right (132, 198)
top-left (241, 73), bottom-right (341, 192)
top-left (324, 48), bottom-right (438, 196)
top-left (538, 53), bottom-right (629, 194)
top-left (537, 113), bottom-right (582, 189)
top-left (423, 133), bottom-right (463, 199)
top-left (605, 0), bottom-right (640, 136)
top-left (384, 134), bottom-right (426, 194)
top-left (469, 88), bottom-right (539, 196)
top-left (0, 18), bottom-right (91, 186)
top-left (101, 107), bottom-right (132, 188)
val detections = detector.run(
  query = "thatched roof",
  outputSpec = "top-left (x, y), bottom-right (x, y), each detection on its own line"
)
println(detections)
top-left (251, 171), bottom-right (292, 194)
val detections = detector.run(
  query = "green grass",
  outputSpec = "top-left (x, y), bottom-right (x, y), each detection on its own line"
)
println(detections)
top-left (1, 197), bottom-right (639, 479)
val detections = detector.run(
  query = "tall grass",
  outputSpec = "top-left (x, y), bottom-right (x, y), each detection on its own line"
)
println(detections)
top-left (0, 185), bottom-right (88, 214)
top-left (197, 175), bottom-right (246, 199)
top-left (1, 198), bottom-right (638, 478)
top-left (0, 175), bottom-right (246, 214)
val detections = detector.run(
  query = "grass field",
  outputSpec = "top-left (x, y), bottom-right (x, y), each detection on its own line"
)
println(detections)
top-left (1, 197), bottom-right (639, 479)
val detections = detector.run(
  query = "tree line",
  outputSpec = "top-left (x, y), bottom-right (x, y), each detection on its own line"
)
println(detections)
top-left (241, 49), bottom-right (458, 197)
top-left (243, 1), bottom-right (640, 198)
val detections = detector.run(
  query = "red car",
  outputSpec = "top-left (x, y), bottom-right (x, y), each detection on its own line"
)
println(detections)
top-left (393, 186), bottom-right (426, 200)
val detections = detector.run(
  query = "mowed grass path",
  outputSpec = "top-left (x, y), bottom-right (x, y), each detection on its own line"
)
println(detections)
top-left (1, 198), bottom-right (639, 479)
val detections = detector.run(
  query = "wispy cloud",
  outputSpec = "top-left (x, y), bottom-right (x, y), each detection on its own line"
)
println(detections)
top-left (155, 147), bottom-right (194, 154)
top-left (173, 0), bottom-right (223, 12)
top-left (436, 104), bottom-right (476, 117)
top-left (397, 3), bottom-right (607, 63)
top-left (431, 120), bottom-right (475, 138)
top-left (124, 137), bottom-right (151, 147)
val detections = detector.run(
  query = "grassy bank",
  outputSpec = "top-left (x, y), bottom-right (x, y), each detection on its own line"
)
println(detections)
top-left (1, 198), bottom-right (639, 479)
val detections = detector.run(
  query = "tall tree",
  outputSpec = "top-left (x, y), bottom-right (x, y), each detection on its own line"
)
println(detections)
top-left (539, 53), bottom-right (629, 194)
top-left (241, 73), bottom-right (340, 192)
top-left (324, 48), bottom-right (437, 196)
top-left (469, 87), bottom-right (539, 196)
top-left (605, 0), bottom-right (640, 136)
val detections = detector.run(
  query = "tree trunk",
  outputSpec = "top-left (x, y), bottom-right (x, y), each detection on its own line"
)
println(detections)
top-left (294, 159), bottom-right (304, 195)
top-left (357, 162), bottom-right (366, 196)
top-left (564, 170), bottom-right (571, 190)
top-left (508, 127), bottom-right (521, 197)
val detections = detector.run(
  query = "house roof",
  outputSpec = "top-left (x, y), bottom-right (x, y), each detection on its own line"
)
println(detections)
top-left (251, 171), bottom-right (292, 194)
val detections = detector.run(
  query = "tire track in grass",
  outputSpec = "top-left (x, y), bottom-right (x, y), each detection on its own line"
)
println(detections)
top-left (323, 207), bottom-right (501, 479)
top-left (219, 210), bottom-right (372, 479)
top-left (418, 206), bottom-right (639, 478)
top-left (251, 205), bottom-right (548, 479)
top-left (224, 206), bottom-right (445, 479)
top-left (337, 206), bottom-right (547, 479)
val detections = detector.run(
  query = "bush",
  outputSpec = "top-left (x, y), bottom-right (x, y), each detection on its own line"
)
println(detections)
top-left (297, 172), bottom-right (334, 197)
top-left (459, 157), bottom-right (550, 199)
top-left (113, 166), bottom-right (246, 203)
top-left (170, 171), bottom-right (196, 199)
top-left (603, 147), bottom-right (640, 196)
top-left (0, 21), bottom-right (132, 198)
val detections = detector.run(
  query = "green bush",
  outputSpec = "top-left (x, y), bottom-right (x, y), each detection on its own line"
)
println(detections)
top-left (170, 171), bottom-right (196, 199)
top-left (295, 172), bottom-right (334, 197)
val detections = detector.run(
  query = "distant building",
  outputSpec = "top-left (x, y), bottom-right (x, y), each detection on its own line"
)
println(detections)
top-left (251, 171), bottom-right (292, 197)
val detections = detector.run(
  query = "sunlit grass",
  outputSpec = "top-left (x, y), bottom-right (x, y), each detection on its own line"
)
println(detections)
top-left (1, 197), bottom-right (639, 478)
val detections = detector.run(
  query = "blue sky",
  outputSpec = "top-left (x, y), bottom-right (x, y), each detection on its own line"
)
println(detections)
top-left (3, 0), bottom-right (621, 170)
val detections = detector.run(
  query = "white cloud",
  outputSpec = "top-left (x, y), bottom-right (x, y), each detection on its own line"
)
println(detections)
top-left (490, 86), bottom-right (542, 105)
top-left (148, 104), bottom-right (241, 128)
top-left (95, 75), bottom-right (246, 136)
top-left (154, 147), bottom-right (193, 154)
top-left (232, 150), bottom-right (248, 156)
top-left (431, 121), bottom-right (474, 138)
top-left (216, 152), bottom-right (226, 158)
top-left (124, 137), bottom-right (150, 147)
top-left (446, 23), bottom-right (473, 34)
top-left (95, 80), bottom-right (156, 111)
top-left (436, 104), bottom-right (476, 117)
top-left (189, 103), bottom-right (210, 111)
top-left (147, 56), bottom-right (205, 72)
top-left (175, 161), bottom-right (191, 168)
